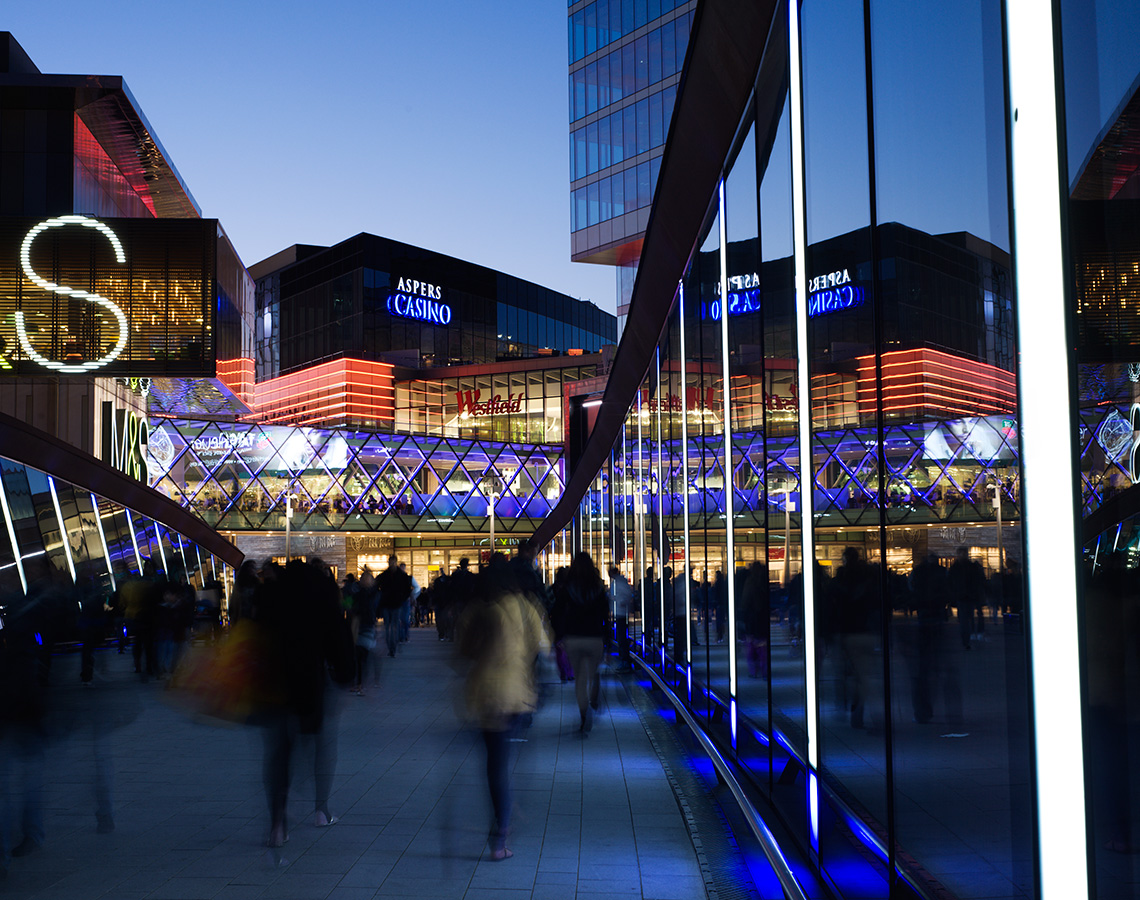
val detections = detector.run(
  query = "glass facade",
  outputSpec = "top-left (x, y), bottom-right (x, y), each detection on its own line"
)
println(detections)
top-left (0, 453), bottom-right (229, 609)
top-left (148, 418), bottom-right (564, 536)
top-left (1063, 1), bottom-right (1140, 896)
top-left (554, 0), bottom-right (1140, 896)
top-left (254, 234), bottom-right (615, 381)
top-left (568, 0), bottom-right (696, 270)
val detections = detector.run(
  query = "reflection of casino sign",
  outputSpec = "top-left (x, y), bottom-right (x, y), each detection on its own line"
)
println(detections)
top-left (807, 268), bottom-right (864, 317)
top-left (388, 277), bottom-right (451, 325)
top-left (456, 389), bottom-right (523, 417)
top-left (702, 273), bottom-right (761, 320)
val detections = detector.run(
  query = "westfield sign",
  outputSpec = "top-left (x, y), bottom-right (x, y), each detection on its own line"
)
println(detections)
top-left (456, 389), bottom-right (523, 417)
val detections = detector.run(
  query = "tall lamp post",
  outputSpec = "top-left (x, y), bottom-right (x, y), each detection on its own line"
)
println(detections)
top-left (284, 489), bottom-right (297, 560)
top-left (991, 474), bottom-right (1005, 572)
top-left (488, 490), bottom-right (500, 560)
top-left (482, 474), bottom-right (501, 566)
top-left (782, 486), bottom-right (795, 588)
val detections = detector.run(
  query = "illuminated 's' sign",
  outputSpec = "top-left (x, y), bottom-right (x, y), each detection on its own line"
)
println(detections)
top-left (20, 217), bottom-right (128, 373)
top-left (387, 292), bottom-right (452, 325)
top-left (2, 214), bottom-right (216, 377)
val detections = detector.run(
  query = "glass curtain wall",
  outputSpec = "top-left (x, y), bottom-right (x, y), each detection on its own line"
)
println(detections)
top-left (0, 458), bottom-right (227, 618)
top-left (582, 1), bottom-right (1036, 898)
top-left (1061, 1), bottom-right (1140, 896)
top-left (149, 420), bottom-right (565, 537)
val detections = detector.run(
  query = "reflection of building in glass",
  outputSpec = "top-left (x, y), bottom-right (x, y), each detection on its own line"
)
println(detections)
top-left (537, 2), bottom-right (1140, 900)
top-left (0, 410), bottom-right (238, 603)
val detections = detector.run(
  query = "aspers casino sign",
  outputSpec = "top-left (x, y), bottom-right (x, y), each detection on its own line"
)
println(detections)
top-left (387, 277), bottom-right (452, 325)
top-left (1, 215), bottom-right (216, 377)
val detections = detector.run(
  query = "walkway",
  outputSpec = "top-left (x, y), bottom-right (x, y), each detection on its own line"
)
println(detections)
top-left (0, 628), bottom-right (743, 900)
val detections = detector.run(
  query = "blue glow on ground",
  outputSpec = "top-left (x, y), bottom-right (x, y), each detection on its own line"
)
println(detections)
top-left (810, 772), bottom-right (819, 850)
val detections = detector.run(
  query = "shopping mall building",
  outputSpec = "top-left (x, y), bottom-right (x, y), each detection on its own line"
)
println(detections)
top-left (546, 1), bottom-right (1140, 899)
top-left (0, 33), bottom-right (615, 595)
top-left (155, 233), bottom-right (614, 578)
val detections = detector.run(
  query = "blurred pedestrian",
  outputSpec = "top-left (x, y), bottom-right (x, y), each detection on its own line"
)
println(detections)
top-left (349, 570), bottom-right (378, 695)
top-left (256, 559), bottom-right (354, 848)
top-left (378, 556), bottom-right (411, 658)
top-left (607, 565), bottom-right (632, 671)
top-left (551, 552), bottom-right (609, 734)
top-left (0, 560), bottom-right (71, 870)
top-left (948, 547), bottom-right (985, 649)
top-left (456, 553), bottom-right (548, 861)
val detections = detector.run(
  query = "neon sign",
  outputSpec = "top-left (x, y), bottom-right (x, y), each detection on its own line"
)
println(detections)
top-left (456, 389), bottom-right (522, 417)
top-left (395, 277), bottom-right (442, 300)
top-left (808, 284), bottom-right (864, 317)
top-left (701, 273), bottom-right (762, 320)
top-left (101, 401), bottom-right (149, 484)
top-left (387, 292), bottom-right (452, 325)
top-left (18, 216), bottom-right (129, 373)
top-left (4, 214), bottom-right (215, 377)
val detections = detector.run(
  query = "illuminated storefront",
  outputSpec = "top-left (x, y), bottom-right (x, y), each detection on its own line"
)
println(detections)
top-left (146, 415), bottom-right (565, 578)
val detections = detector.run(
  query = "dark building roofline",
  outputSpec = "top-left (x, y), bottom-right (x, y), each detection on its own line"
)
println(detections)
top-left (0, 33), bottom-right (200, 219)
top-left (251, 232), bottom-right (613, 315)
top-left (0, 32), bottom-right (40, 75)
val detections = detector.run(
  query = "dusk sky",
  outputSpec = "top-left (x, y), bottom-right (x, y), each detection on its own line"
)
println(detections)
top-left (3, 1), bottom-right (618, 312)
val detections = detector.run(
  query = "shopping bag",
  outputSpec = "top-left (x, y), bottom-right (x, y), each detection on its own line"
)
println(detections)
top-left (168, 619), bottom-right (283, 724)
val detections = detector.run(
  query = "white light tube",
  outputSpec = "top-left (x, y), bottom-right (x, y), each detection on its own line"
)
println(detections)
top-left (789, 0), bottom-right (820, 772)
top-left (718, 178), bottom-right (738, 703)
top-left (1005, 0), bottom-right (1088, 897)
top-left (47, 477), bottom-right (76, 583)
top-left (0, 471), bottom-right (26, 593)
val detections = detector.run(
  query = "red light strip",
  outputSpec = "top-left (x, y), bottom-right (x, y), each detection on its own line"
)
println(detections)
top-left (253, 358), bottom-right (396, 425)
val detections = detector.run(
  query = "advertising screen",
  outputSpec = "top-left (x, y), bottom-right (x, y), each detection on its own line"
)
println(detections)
top-left (0, 215), bottom-right (217, 376)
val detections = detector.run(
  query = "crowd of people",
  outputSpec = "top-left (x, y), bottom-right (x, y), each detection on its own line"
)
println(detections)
top-left (0, 543), bottom-right (628, 873)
